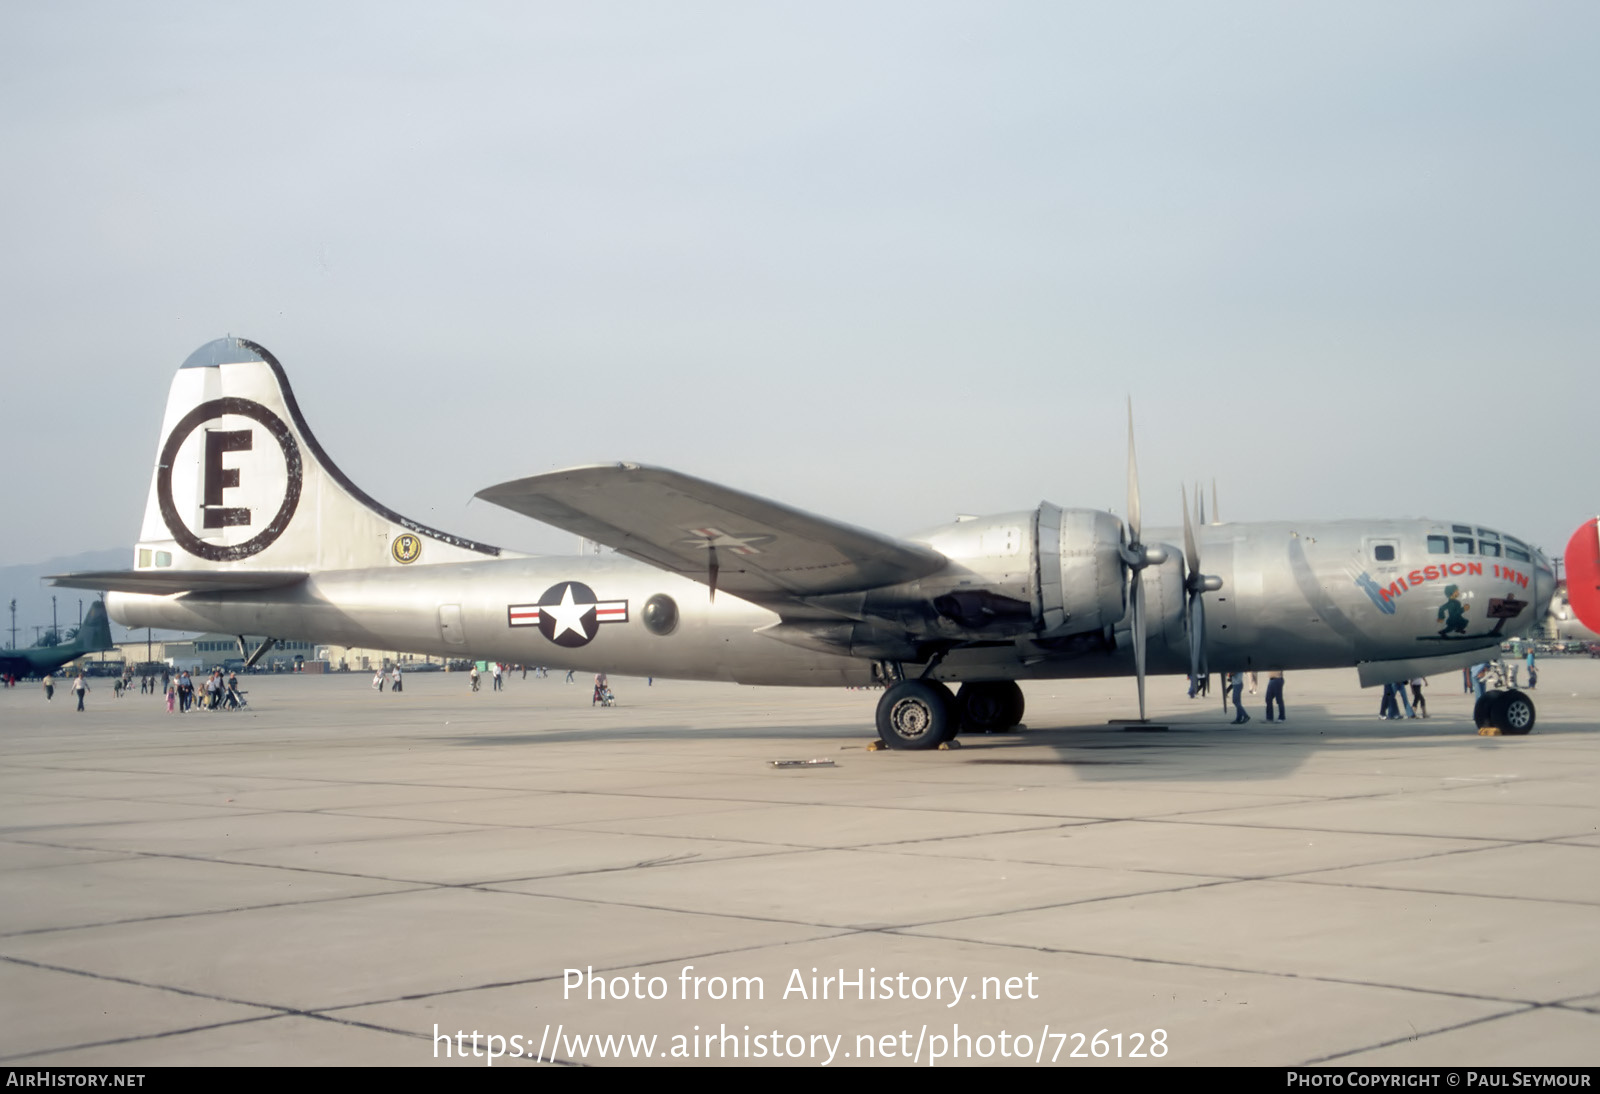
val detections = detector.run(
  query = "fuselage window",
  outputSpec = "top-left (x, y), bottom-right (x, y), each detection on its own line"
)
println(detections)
top-left (1373, 544), bottom-right (1396, 561)
top-left (1426, 536), bottom-right (1449, 554)
top-left (1453, 537), bottom-right (1475, 554)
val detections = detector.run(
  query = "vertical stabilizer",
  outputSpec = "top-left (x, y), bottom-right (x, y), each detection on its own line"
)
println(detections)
top-left (72, 600), bottom-right (115, 655)
top-left (134, 338), bottom-right (503, 574)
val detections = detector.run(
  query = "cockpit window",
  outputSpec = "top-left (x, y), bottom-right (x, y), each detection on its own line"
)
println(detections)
top-left (1452, 524), bottom-right (1472, 534)
top-left (1479, 541), bottom-right (1501, 557)
top-left (1477, 529), bottom-right (1500, 541)
top-left (1505, 535), bottom-right (1528, 549)
top-left (1426, 535), bottom-right (1449, 554)
top-left (1453, 537), bottom-right (1475, 555)
top-left (1506, 545), bottom-right (1531, 562)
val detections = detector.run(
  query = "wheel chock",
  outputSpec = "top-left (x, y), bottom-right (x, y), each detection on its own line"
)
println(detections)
top-left (1477, 725), bottom-right (1502, 736)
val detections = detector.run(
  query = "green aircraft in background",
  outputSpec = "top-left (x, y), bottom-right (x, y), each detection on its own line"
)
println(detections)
top-left (0, 600), bottom-right (115, 680)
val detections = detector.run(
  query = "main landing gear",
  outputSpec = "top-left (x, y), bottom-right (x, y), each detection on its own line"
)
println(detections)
top-left (874, 679), bottom-right (1026, 750)
top-left (1473, 688), bottom-right (1536, 736)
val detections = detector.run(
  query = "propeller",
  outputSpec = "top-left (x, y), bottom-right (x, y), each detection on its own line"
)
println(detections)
top-left (1120, 403), bottom-right (1167, 721)
top-left (1181, 485), bottom-right (1224, 686)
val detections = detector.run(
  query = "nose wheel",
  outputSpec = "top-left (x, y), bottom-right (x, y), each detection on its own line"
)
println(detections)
top-left (1473, 688), bottom-right (1536, 736)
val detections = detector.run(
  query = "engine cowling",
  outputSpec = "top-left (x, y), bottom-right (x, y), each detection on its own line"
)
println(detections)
top-left (870, 504), bottom-right (1128, 641)
top-left (1036, 504), bottom-right (1128, 638)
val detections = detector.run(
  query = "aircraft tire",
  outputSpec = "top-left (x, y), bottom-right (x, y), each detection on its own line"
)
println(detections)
top-left (1000, 681), bottom-right (1025, 729)
top-left (953, 680), bottom-right (1025, 734)
top-left (1491, 690), bottom-right (1535, 736)
top-left (876, 680), bottom-right (955, 751)
top-left (1473, 690), bottom-right (1503, 729)
top-left (955, 681), bottom-right (1022, 734)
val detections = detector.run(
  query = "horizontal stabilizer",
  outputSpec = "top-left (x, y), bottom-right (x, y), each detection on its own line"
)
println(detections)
top-left (50, 570), bottom-right (310, 595)
top-left (476, 464), bottom-right (948, 601)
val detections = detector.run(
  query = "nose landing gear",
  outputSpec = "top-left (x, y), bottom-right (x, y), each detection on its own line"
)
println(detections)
top-left (1473, 688), bottom-right (1536, 736)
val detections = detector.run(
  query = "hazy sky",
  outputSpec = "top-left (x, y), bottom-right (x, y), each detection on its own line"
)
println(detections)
top-left (3, 2), bottom-right (1596, 573)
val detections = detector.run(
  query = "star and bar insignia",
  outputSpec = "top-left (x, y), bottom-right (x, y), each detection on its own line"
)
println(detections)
top-left (675, 527), bottom-right (775, 555)
top-left (508, 582), bottom-right (628, 648)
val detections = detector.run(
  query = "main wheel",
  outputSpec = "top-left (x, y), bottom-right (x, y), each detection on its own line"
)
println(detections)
top-left (1491, 690), bottom-right (1536, 736)
top-left (955, 680), bottom-right (1025, 733)
top-left (876, 680), bottom-right (955, 750)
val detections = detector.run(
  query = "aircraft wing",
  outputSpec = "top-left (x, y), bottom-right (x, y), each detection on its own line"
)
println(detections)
top-left (476, 464), bottom-right (948, 602)
top-left (49, 570), bottom-right (310, 595)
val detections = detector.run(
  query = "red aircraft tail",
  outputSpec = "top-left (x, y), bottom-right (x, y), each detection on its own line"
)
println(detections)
top-left (1565, 517), bottom-right (1600, 634)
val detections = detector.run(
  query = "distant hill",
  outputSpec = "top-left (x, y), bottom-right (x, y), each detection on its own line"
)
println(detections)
top-left (0, 548), bottom-right (194, 649)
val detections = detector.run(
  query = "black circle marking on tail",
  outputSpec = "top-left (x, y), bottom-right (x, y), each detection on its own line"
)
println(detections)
top-left (156, 397), bottom-right (302, 561)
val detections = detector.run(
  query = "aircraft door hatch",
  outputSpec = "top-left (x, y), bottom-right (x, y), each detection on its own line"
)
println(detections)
top-left (438, 605), bottom-right (467, 646)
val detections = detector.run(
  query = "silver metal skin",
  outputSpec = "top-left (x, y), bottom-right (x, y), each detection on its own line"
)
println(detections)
top-left (59, 339), bottom-right (1555, 713)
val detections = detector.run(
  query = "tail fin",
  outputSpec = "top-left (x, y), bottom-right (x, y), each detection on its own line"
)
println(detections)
top-left (134, 338), bottom-right (502, 573)
top-left (72, 601), bottom-right (114, 655)
top-left (1564, 517), bottom-right (1600, 635)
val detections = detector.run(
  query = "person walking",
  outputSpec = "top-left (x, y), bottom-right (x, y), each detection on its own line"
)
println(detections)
top-left (1228, 671), bottom-right (1249, 724)
top-left (1409, 676), bottom-right (1427, 718)
top-left (72, 672), bottom-right (89, 712)
top-left (492, 663), bottom-right (503, 691)
top-left (1395, 679), bottom-right (1415, 718)
top-left (391, 664), bottom-right (402, 693)
top-left (1264, 670), bottom-right (1285, 722)
top-left (469, 665), bottom-right (480, 692)
top-left (373, 668), bottom-right (385, 692)
top-left (43, 673), bottom-right (54, 702)
top-left (1379, 682), bottom-right (1400, 720)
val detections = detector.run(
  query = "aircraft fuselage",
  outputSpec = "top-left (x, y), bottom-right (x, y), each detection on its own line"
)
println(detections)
top-left (107, 517), bottom-right (1551, 687)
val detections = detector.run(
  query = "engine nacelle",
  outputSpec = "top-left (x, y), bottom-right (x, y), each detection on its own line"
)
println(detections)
top-left (1037, 504), bottom-right (1128, 637)
top-left (864, 504), bottom-right (1128, 641)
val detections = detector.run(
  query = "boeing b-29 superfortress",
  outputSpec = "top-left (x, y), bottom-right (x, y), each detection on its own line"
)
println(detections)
top-left (57, 338), bottom-right (1557, 746)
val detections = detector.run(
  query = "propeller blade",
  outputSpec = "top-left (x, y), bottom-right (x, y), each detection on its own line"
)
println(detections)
top-left (1126, 400), bottom-right (1141, 546)
top-left (1212, 478), bottom-right (1220, 525)
top-left (1181, 484), bottom-right (1199, 578)
top-left (1131, 569), bottom-right (1147, 721)
top-left (1192, 592), bottom-right (1207, 679)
